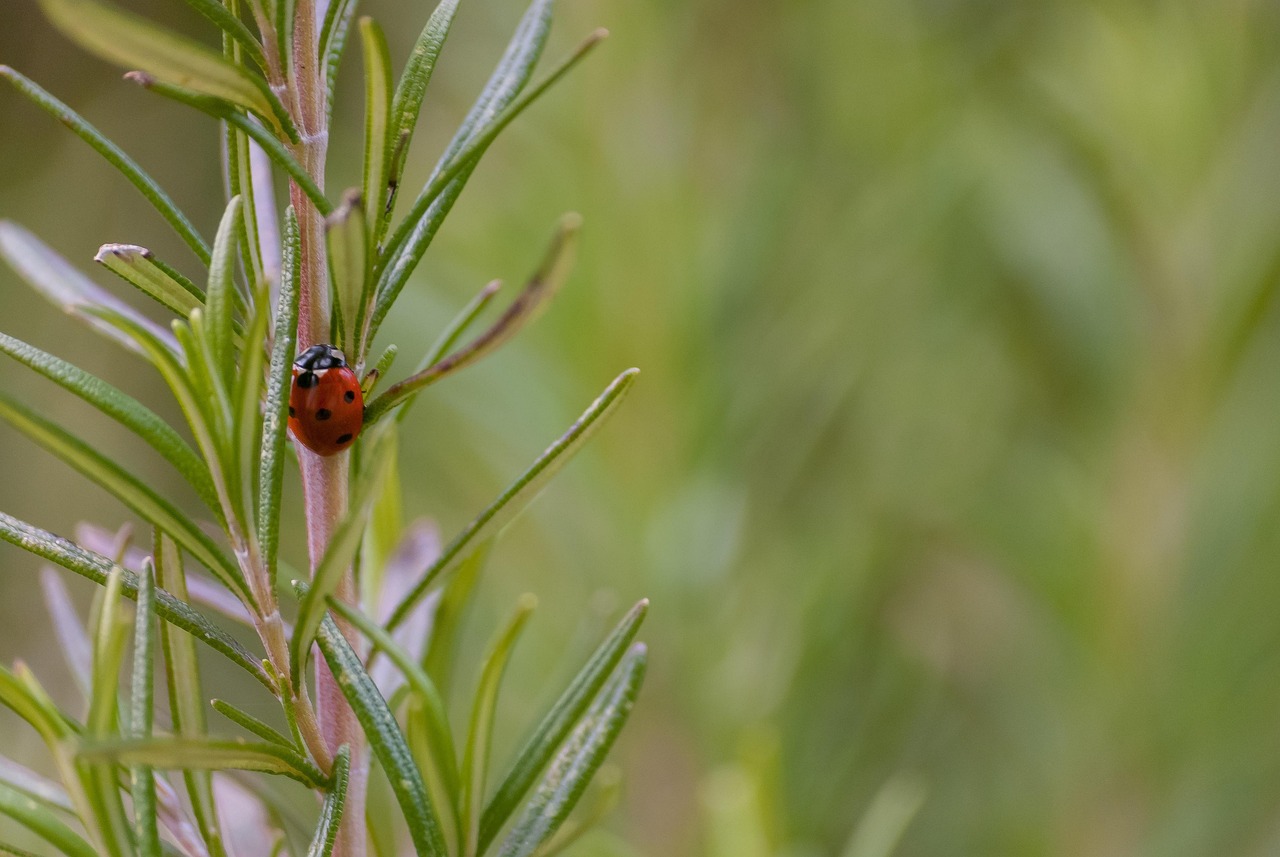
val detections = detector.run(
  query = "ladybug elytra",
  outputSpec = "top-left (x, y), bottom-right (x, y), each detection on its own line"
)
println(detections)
top-left (288, 344), bottom-right (364, 456)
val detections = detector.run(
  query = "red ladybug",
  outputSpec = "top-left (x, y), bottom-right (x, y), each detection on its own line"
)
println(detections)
top-left (288, 344), bottom-right (364, 456)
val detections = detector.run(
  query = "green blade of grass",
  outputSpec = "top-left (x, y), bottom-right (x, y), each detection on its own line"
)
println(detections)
top-left (479, 599), bottom-right (648, 851)
top-left (304, 745), bottom-right (351, 857)
top-left (313, 612), bottom-right (448, 856)
top-left (385, 368), bottom-right (639, 632)
top-left (461, 597), bottom-right (535, 857)
top-left (0, 67), bottom-right (211, 265)
top-left (0, 330), bottom-right (220, 515)
top-left (494, 645), bottom-right (647, 857)
top-left (0, 391), bottom-right (249, 603)
top-left (0, 513), bottom-right (270, 690)
top-left (130, 560), bottom-right (160, 855)
top-left (81, 739), bottom-right (327, 789)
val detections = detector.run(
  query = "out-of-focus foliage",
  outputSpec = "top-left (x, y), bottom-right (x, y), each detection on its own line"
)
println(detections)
top-left (6, 0), bottom-right (1280, 855)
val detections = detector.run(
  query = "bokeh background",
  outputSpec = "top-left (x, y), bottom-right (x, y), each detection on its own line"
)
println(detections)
top-left (6, 0), bottom-right (1280, 855)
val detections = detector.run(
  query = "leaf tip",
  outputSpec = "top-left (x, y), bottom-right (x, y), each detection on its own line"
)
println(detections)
top-left (123, 70), bottom-right (155, 88)
top-left (94, 243), bottom-right (151, 264)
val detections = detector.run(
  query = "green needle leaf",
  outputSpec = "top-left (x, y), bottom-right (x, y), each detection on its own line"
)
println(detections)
top-left (313, 612), bottom-right (448, 856)
top-left (326, 596), bottom-right (460, 803)
top-left (206, 196), bottom-right (245, 384)
top-left (0, 330), bottom-right (220, 515)
top-left (305, 745), bottom-right (351, 857)
top-left (87, 566), bottom-right (135, 857)
top-left (259, 208), bottom-right (302, 590)
top-left (179, 0), bottom-right (268, 72)
top-left (0, 781), bottom-right (97, 857)
top-left (0, 221), bottom-right (179, 354)
top-left (461, 597), bottom-right (536, 857)
top-left (0, 512), bottom-right (271, 690)
top-left (290, 430), bottom-right (395, 687)
top-left (326, 190), bottom-right (370, 359)
top-left (319, 0), bottom-right (358, 107)
top-left (380, 0), bottom-right (462, 239)
top-left (480, 600), bottom-right (648, 850)
top-left (385, 368), bottom-right (639, 632)
top-left (495, 645), bottom-right (647, 857)
top-left (154, 532), bottom-right (228, 857)
top-left (130, 560), bottom-right (160, 856)
top-left (359, 18), bottom-right (393, 244)
top-left (212, 699), bottom-right (298, 750)
top-left (81, 739), bottom-right (327, 788)
top-left (0, 391), bottom-right (249, 603)
top-left (366, 214), bottom-right (580, 425)
top-left (0, 67), bottom-right (211, 264)
top-left (95, 243), bottom-right (205, 319)
top-left (37, 0), bottom-right (289, 136)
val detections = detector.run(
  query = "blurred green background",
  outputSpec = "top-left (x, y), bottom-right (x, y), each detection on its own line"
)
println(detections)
top-left (8, 0), bottom-right (1280, 854)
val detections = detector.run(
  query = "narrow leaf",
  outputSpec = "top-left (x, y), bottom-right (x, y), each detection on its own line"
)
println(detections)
top-left (95, 243), bottom-right (204, 318)
top-left (81, 739), bottom-right (326, 788)
top-left (380, 0), bottom-right (462, 237)
top-left (259, 207), bottom-right (301, 589)
top-left (325, 190), bottom-right (369, 359)
top-left (180, 0), bottom-right (267, 71)
top-left (480, 600), bottom-right (647, 850)
top-left (130, 560), bottom-right (160, 855)
top-left (37, 0), bottom-right (291, 137)
top-left (211, 700), bottom-right (297, 751)
top-left (0, 391), bottom-right (249, 603)
top-left (495, 645), bottom-right (647, 857)
top-left (462, 597), bottom-right (536, 857)
top-left (0, 781), bottom-right (97, 857)
top-left (0, 329), bottom-right (220, 514)
top-left (0, 221), bottom-right (178, 353)
top-left (0, 758), bottom-right (74, 815)
top-left (290, 430), bottom-right (395, 687)
top-left (313, 613), bottom-right (448, 856)
top-left (206, 196), bottom-right (244, 383)
top-left (304, 745), bottom-right (351, 857)
top-left (386, 368), bottom-right (639, 632)
top-left (326, 596), bottom-right (459, 801)
top-left (124, 74), bottom-right (328, 214)
top-left (319, 0), bottom-right (358, 105)
top-left (0, 512), bottom-right (271, 688)
top-left (154, 532), bottom-right (228, 857)
top-left (86, 566), bottom-right (135, 857)
top-left (367, 214), bottom-right (580, 425)
top-left (40, 566), bottom-right (94, 702)
top-left (0, 67), bottom-right (210, 264)
top-left (360, 18), bottom-right (393, 240)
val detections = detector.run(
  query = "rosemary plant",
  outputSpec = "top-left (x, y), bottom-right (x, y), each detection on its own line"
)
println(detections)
top-left (0, 0), bottom-right (646, 854)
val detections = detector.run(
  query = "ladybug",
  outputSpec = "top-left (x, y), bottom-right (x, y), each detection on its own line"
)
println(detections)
top-left (288, 344), bottom-right (364, 456)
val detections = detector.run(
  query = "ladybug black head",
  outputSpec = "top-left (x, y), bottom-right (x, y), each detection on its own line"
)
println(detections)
top-left (294, 344), bottom-right (348, 371)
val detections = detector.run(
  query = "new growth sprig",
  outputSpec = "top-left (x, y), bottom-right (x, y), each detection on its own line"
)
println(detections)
top-left (0, 0), bottom-right (645, 854)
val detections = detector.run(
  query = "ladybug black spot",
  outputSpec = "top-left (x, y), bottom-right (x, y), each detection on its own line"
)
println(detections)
top-left (316, 408), bottom-right (332, 421)
top-left (344, 390), bottom-right (356, 403)
top-left (288, 406), bottom-right (295, 416)
top-left (336, 433), bottom-right (354, 445)
top-left (296, 371), bottom-right (318, 389)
